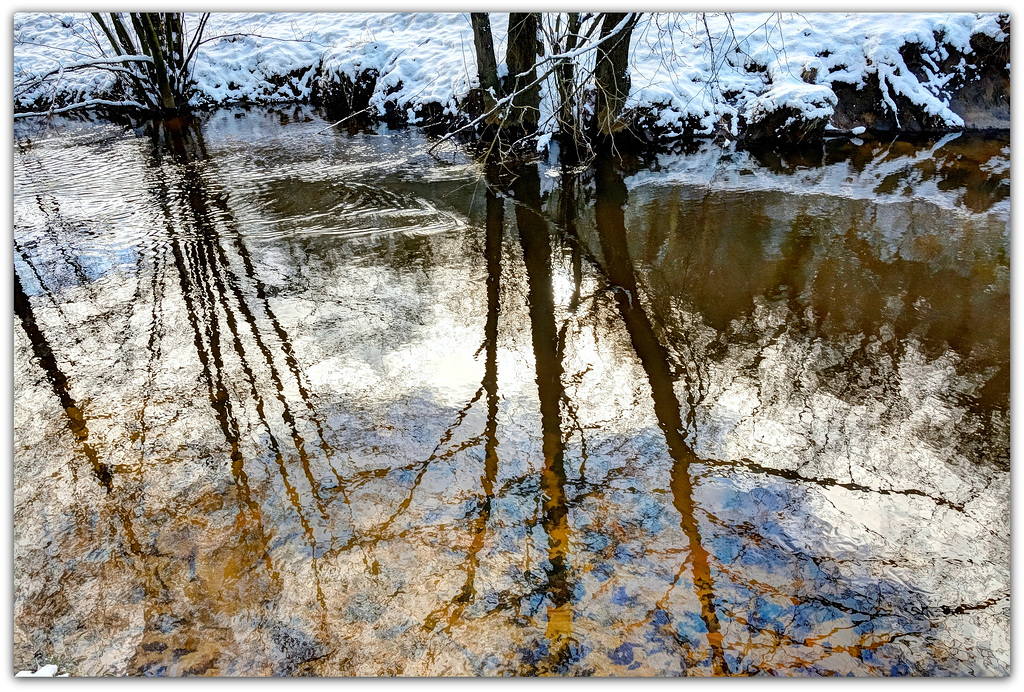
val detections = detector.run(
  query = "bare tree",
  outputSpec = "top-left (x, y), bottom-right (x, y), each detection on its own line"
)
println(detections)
top-left (505, 13), bottom-right (542, 136)
top-left (592, 13), bottom-right (641, 139)
top-left (15, 12), bottom-right (208, 117)
top-left (446, 12), bottom-right (643, 163)
top-left (91, 12), bottom-right (206, 112)
top-left (470, 13), bottom-right (502, 118)
top-left (547, 12), bottom-right (585, 162)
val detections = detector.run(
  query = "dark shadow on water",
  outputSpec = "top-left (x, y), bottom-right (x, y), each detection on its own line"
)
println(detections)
top-left (591, 155), bottom-right (727, 675)
top-left (13, 269), bottom-right (113, 492)
top-left (513, 165), bottom-right (577, 674)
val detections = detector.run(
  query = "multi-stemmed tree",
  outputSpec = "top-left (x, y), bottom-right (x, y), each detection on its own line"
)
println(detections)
top-left (15, 12), bottom-right (208, 117)
top-left (89, 12), bottom-right (209, 113)
top-left (464, 12), bottom-right (642, 161)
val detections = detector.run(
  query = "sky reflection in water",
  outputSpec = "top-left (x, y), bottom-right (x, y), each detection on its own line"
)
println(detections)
top-left (12, 108), bottom-right (1009, 676)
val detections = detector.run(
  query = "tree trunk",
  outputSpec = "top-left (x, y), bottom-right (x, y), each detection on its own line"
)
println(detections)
top-left (593, 13), bottom-right (640, 139)
top-left (109, 13), bottom-right (137, 56)
top-left (505, 12), bottom-right (541, 136)
top-left (554, 13), bottom-right (583, 161)
top-left (140, 13), bottom-right (177, 112)
top-left (91, 13), bottom-right (156, 109)
top-left (90, 13), bottom-right (122, 56)
top-left (163, 13), bottom-right (185, 107)
top-left (470, 13), bottom-right (501, 117)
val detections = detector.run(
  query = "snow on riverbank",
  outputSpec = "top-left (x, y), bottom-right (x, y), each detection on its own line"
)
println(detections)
top-left (13, 12), bottom-right (1008, 137)
top-left (625, 12), bottom-right (1005, 134)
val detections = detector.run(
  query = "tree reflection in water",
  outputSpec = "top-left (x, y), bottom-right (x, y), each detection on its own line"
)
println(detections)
top-left (12, 109), bottom-right (1009, 676)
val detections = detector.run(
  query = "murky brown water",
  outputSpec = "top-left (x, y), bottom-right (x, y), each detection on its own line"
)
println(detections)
top-left (12, 108), bottom-right (1009, 676)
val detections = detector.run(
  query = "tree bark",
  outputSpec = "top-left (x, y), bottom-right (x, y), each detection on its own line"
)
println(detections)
top-left (90, 13), bottom-right (157, 109)
top-left (470, 13), bottom-right (501, 117)
top-left (505, 12), bottom-right (541, 135)
top-left (109, 13), bottom-right (139, 56)
top-left (593, 13), bottom-right (640, 139)
top-left (163, 13), bottom-right (185, 104)
top-left (141, 13), bottom-right (177, 112)
top-left (90, 14), bottom-right (122, 56)
top-left (554, 13), bottom-right (583, 161)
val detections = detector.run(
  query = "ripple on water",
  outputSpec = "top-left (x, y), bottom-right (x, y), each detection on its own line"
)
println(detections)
top-left (12, 108), bottom-right (1010, 677)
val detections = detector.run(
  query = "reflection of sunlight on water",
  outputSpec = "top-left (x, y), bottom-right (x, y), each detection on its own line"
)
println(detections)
top-left (420, 351), bottom-right (480, 405)
top-left (552, 271), bottom-right (576, 308)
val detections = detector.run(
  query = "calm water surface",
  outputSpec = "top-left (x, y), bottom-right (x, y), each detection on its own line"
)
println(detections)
top-left (12, 108), bottom-right (1009, 676)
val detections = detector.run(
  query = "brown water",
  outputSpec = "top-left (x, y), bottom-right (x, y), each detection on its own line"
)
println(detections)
top-left (12, 108), bottom-right (1010, 676)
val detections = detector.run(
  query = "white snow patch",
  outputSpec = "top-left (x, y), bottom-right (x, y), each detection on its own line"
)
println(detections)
top-left (16, 664), bottom-right (68, 677)
top-left (14, 12), bottom-right (1006, 135)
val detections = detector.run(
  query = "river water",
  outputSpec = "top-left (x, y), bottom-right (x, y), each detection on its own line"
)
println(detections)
top-left (12, 107), bottom-right (1009, 676)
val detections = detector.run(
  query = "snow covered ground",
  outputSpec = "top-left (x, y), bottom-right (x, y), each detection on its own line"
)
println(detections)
top-left (12, 12), bottom-right (1009, 136)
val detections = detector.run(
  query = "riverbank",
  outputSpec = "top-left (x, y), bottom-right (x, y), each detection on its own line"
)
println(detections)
top-left (13, 13), bottom-right (1010, 146)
